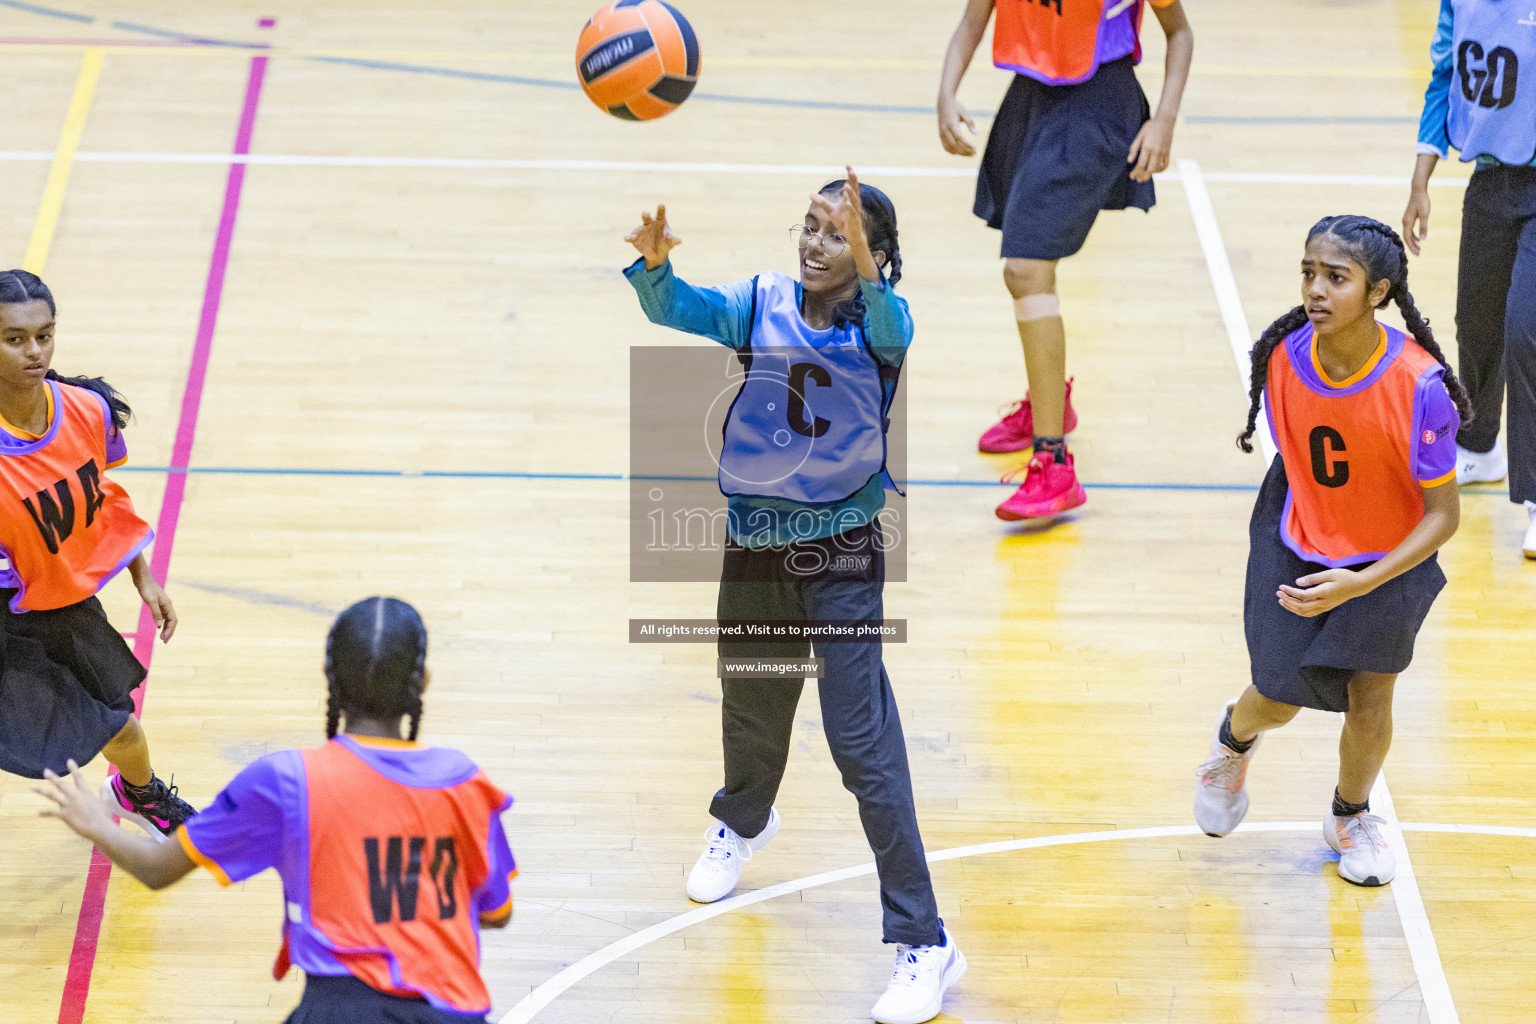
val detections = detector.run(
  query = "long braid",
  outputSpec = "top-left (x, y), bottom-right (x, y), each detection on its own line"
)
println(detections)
top-left (405, 613), bottom-right (427, 741)
top-left (1363, 223), bottom-right (1476, 428)
top-left (324, 630), bottom-right (343, 738)
top-left (325, 690), bottom-right (343, 739)
top-left (1238, 306), bottom-right (1309, 453)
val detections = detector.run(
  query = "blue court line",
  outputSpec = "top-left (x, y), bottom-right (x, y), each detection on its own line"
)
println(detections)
top-left (178, 579), bottom-right (335, 616)
top-left (99, 465), bottom-right (1241, 493)
top-left (110, 464), bottom-right (1517, 497)
top-left (3, 3), bottom-right (1420, 123)
top-left (108, 20), bottom-right (270, 49)
top-left (0, 0), bottom-right (91, 21)
top-left (307, 54), bottom-right (579, 89)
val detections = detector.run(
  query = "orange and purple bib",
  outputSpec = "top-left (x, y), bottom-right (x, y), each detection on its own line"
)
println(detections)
top-left (992, 0), bottom-right (1176, 86)
top-left (179, 736), bottom-right (517, 1017)
top-left (0, 380), bottom-right (151, 611)
top-left (1266, 322), bottom-right (1458, 567)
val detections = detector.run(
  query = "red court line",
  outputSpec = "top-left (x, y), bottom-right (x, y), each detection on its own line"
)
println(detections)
top-left (55, 51), bottom-right (269, 1024)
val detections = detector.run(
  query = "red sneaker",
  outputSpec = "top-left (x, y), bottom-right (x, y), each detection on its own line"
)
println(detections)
top-left (995, 450), bottom-right (1087, 521)
top-left (977, 378), bottom-right (1078, 453)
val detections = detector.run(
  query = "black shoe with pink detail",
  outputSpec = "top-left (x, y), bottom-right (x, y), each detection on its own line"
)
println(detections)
top-left (108, 773), bottom-right (197, 836)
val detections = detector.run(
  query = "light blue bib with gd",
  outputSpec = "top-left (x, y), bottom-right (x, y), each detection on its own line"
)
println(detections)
top-left (718, 273), bottom-right (894, 505)
top-left (1447, 0), bottom-right (1536, 165)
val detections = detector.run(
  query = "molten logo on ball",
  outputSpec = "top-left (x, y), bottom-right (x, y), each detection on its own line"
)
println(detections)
top-left (576, 1), bottom-right (700, 121)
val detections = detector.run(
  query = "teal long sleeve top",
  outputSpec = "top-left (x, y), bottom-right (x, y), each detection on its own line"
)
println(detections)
top-left (624, 257), bottom-right (912, 547)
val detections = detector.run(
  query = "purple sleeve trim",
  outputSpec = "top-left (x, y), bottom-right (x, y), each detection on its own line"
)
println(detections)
top-left (1411, 368), bottom-right (1459, 482)
top-left (91, 529), bottom-right (153, 599)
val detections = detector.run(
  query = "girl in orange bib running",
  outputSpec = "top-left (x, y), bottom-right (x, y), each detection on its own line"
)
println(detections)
top-left (1190, 217), bottom-right (1470, 888)
top-left (0, 270), bottom-right (194, 834)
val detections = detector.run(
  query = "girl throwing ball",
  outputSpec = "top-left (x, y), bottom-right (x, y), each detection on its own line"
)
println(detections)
top-left (1192, 217), bottom-right (1468, 887)
top-left (624, 170), bottom-right (964, 1024)
top-left (0, 270), bottom-right (193, 834)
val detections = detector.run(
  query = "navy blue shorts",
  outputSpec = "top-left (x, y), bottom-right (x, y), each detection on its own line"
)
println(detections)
top-left (1244, 458), bottom-right (1445, 712)
top-left (284, 975), bottom-right (488, 1024)
top-left (0, 592), bottom-right (144, 780)
top-left (974, 56), bottom-right (1155, 261)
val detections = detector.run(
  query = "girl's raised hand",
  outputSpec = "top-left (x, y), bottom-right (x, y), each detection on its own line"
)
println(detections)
top-left (809, 167), bottom-right (883, 282)
top-left (625, 205), bottom-right (682, 270)
top-left (808, 167), bottom-right (869, 250)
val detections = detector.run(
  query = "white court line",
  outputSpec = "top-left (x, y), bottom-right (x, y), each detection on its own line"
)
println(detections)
top-left (1181, 155), bottom-right (1460, 1024)
top-left (1177, 158), bottom-right (1277, 461)
top-left (498, 820), bottom-right (1529, 1022)
top-left (0, 150), bottom-right (1475, 186)
top-left (1370, 778), bottom-right (1460, 1022)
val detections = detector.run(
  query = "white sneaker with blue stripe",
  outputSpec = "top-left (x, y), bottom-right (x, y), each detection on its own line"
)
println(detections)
top-left (870, 924), bottom-right (966, 1024)
top-left (685, 807), bottom-right (779, 903)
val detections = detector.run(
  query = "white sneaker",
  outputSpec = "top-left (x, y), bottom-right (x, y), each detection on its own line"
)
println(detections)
top-left (1324, 809), bottom-right (1396, 886)
top-left (1456, 439), bottom-right (1507, 484)
top-left (870, 925), bottom-right (967, 1024)
top-left (1193, 700), bottom-right (1261, 838)
top-left (685, 807), bottom-right (779, 903)
top-left (1523, 502), bottom-right (1536, 560)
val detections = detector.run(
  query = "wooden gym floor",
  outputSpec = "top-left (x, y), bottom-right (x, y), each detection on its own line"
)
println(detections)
top-left (0, 1), bottom-right (1532, 1021)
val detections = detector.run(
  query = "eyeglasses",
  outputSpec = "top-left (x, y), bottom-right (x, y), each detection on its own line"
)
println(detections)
top-left (789, 225), bottom-right (848, 257)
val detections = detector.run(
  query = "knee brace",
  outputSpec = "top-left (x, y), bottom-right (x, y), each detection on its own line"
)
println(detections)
top-left (1013, 293), bottom-right (1060, 322)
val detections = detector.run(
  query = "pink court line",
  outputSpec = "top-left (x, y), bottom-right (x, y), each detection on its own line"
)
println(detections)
top-left (55, 51), bottom-right (270, 1024)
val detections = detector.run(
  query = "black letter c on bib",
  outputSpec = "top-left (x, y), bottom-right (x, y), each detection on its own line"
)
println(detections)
top-left (787, 362), bottom-right (831, 438)
top-left (1309, 425), bottom-right (1349, 488)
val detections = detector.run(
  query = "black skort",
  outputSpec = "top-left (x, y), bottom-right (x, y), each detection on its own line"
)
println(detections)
top-left (1245, 458), bottom-right (1445, 713)
top-left (974, 55), bottom-right (1156, 261)
top-left (0, 590), bottom-right (145, 779)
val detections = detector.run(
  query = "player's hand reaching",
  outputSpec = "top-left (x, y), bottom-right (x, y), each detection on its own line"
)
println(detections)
top-left (625, 205), bottom-right (682, 270)
top-left (1128, 113), bottom-right (1175, 182)
top-left (938, 93), bottom-right (977, 157)
top-left (1277, 569), bottom-right (1369, 618)
top-left (34, 761), bottom-right (117, 843)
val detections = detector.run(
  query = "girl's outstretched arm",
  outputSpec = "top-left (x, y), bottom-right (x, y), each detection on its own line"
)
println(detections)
top-left (1277, 480), bottom-right (1459, 618)
top-left (623, 205), bottom-right (754, 348)
top-left (34, 762), bottom-right (197, 890)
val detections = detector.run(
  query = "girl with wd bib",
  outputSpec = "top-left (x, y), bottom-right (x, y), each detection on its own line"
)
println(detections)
top-left (1192, 217), bottom-right (1468, 888)
top-left (0, 270), bottom-right (194, 834)
top-left (37, 597), bottom-right (517, 1024)
top-left (624, 170), bottom-right (964, 1024)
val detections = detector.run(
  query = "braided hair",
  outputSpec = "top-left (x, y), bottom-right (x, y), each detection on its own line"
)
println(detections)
top-left (1238, 215), bottom-right (1473, 453)
top-left (815, 179), bottom-right (901, 331)
top-left (0, 269), bottom-right (132, 431)
top-left (324, 597), bottom-right (429, 741)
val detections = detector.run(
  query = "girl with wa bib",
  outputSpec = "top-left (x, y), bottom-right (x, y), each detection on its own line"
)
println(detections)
top-left (623, 170), bottom-right (964, 1024)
